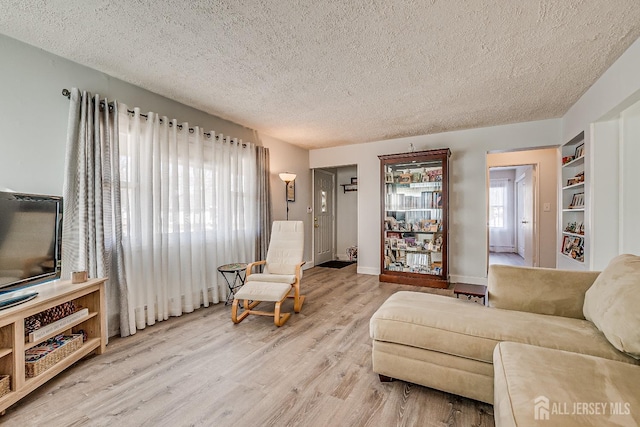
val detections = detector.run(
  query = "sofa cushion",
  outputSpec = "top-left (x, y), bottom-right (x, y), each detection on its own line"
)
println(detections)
top-left (494, 342), bottom-right (640, 427)
top-left (488, 264), bottom-right (599, 319)
top-left (370, 291), bottom-right (637, 365)
top-left (583, 254), bottom-right (640, 359)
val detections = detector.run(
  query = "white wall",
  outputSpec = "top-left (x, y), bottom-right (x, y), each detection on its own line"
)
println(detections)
top-left (562, 37), bottom-right (640, 270)
top-left (259, 134), bottom-right (313, 264)
top-left (310, 119), bottom-right (561, 283)
top-left (487, 148), bottom-right (558, 268)
top-left (335, 166), bottom-right (358, 260)
top-left (619, 101), bottom-right (640, 256)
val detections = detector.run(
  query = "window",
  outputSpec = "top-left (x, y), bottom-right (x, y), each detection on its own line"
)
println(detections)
top-left (489, 180), bottom-right (508, 228)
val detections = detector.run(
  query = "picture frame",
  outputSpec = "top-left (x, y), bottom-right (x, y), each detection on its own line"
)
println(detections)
top-left (286, 180), bottom-right (295, 202)
top-left (561, 235), bottom-right (571, 255)
top-left (390, 238), bottom-right (398, 249)
top-left (574, 143), bottom-right (585, 159)
top-left (398, 173), bottom-right (411, 184)
top-left (384, 172), bottom-right (394, 183)
top-left (350, 177), bottom-right (358, 185)
top-left (569, 192), bottom-right (584, 208)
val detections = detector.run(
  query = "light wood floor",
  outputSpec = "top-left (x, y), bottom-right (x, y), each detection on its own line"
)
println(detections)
top-left (489, 252), bottom-right (525, 267)
top-left (3, 265), bottom-right (494, 426)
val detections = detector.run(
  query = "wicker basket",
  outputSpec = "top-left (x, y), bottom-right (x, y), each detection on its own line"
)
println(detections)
top-left (0, 375), bottom-right (9, 397)
top-left (25, 334), bottom-right (83, 378)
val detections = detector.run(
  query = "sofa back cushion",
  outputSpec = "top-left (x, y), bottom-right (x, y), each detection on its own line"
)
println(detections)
top-left (583, 254), bottom-right (640, 359)
top-left (488, 264), bottom-right (599, 319)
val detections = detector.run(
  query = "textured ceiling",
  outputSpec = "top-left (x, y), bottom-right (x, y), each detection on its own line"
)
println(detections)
top-left (1, 1), bottom-right (640, 149)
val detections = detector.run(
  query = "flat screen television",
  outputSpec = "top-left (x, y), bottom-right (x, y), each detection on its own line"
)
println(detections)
top-left (0, 191), bottom-right (62, 292)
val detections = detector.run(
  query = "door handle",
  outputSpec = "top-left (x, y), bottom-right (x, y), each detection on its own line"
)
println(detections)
top-left (521, 220), bottom-right (529, 224)
top-left (314, 224), bottom-right (319, 228)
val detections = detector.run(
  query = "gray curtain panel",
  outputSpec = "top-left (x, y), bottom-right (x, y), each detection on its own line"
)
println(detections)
top-left (256, 146), bottom-right (272, 261)
top-left (62, 88), bottom-right (130, 338)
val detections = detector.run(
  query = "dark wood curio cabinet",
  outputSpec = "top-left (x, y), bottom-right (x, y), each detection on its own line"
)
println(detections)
top-left (379, 149), bottom-right (451, 288)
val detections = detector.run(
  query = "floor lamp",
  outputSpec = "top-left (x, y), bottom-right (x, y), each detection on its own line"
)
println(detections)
top-left (279, 172), bottom-right (296, 220)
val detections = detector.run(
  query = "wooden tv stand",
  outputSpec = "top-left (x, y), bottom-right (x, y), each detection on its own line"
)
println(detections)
top-left (0, 278), bottom-right (106, 413)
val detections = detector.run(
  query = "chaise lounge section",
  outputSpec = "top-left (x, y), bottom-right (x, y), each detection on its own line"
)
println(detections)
top-left (370, 255), bottom-right (640, 411)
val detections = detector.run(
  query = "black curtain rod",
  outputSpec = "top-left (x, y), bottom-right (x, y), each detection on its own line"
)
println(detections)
top-left (61, 88), bottom-right (245, 142)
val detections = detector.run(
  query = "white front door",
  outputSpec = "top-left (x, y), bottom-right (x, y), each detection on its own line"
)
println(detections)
top-left (314, 169), bottom-right (335, 265)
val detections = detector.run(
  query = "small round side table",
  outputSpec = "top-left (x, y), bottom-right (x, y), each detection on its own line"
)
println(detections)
top-left (217, 263), bottom-right (248, 305)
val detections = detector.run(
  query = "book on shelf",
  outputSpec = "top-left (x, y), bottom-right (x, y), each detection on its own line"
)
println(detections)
top-left (28, 308), bottom-right (89, 342)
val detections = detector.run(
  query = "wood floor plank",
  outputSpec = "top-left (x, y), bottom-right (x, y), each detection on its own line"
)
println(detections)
top-left (2, 264), bottom-right (494, 426)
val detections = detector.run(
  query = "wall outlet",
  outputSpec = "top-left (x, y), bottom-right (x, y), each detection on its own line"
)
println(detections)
top-left (543, 202), bottom-right (551, 212)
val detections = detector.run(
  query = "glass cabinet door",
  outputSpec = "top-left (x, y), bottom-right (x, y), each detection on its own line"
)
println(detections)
top-left (383, 159), bottom-right (444, 276)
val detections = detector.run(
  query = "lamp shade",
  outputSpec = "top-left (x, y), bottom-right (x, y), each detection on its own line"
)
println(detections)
top-left (279, 172), bottom-right (296, 183)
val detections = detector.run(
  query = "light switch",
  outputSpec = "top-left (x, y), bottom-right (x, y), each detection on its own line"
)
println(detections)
top-left (543, 202), bottom-right (551, 212)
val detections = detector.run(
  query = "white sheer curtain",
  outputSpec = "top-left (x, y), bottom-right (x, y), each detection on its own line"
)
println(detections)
top-left (118, 106), bottom-right (257, 335)
top-left (489, 178), bottom-right (515, 252)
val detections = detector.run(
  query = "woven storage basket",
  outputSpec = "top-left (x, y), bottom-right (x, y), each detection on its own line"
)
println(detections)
top-left (25, 334), bottom-right (83, 378)
top-left (0, 375), bottom-right (9, 397)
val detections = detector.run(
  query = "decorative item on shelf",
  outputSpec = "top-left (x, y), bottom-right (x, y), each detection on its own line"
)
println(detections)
top-left (561, 235), bottom-right (584, 262)
top-left (562, 155), bottom-right (575, 165)
top-left (574, 143), bottom-right (585, 159)
top-left (27, 308), bottom-right (89, 342)
top-left (566, 171), bottom-right (585, 186)
top-left (25, 317), bottom-right (41, 334)
top-left (71, 270), bottom-right (88, 284)
top-left (25, 334), bottom-right (84, 378)
top-left (0, 375), bottom-right (9, 398)
top-left (24, 301), bottom-right (77, 335)
top-left (278, 172), bottom-right (296, 220)
top-left (564, 221), bottom-right (585, 235)
top-left (568, 193), bottom-right (585, 209)
top-left (77, 329), bottom-right (88, 342)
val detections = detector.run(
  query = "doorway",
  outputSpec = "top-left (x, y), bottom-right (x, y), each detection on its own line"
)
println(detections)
top-left (488, 165), bottom-right (537, 267)
top-left (313, 169), bottom-right (335, 265)
top-left (312, 165), bottom-right (358, 267)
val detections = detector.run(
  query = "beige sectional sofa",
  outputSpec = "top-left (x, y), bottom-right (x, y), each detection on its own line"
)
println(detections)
top-left (370, 254), bottom-right (640, 425)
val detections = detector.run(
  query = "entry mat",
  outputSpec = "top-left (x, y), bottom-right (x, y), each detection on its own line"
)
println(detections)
top-left (317, 260), bottom-right (355, 269)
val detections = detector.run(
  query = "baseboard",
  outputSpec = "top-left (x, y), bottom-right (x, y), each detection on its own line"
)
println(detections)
top-left (357, 266), bottom-right (378, 275)
top-left (303, 261), bottom-right (314, 270)
top-left (449, 274), bottom-right (488, 286)
top-left (335, 255), bottom-right (357, 262)
top-left (489, 247), bottom-right (516, 253)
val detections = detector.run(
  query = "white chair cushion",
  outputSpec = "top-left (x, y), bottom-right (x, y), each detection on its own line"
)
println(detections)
top-left (234, 281), bottom-right (291, 302)
top-left (246, 273), bottom-right (296, 284)
top-left (265, 221), bottom-right (304, 275)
